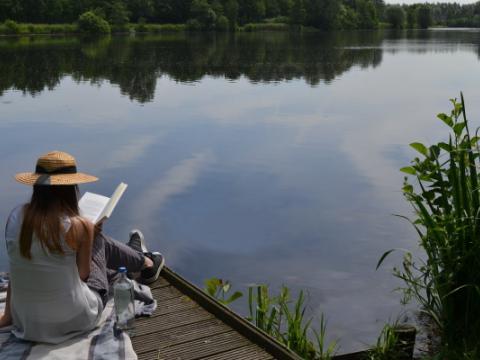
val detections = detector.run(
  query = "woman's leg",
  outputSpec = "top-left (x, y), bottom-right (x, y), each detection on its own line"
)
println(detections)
top-left (100, 232), bottom-right (145, 273)
top-left (86, 232), bottom-right (145, 306)
top-left (86, 233), bottom-right (110, 306)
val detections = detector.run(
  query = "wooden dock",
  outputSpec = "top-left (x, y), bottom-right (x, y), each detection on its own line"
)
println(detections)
top-left (131, 267), bottom-right (302, 360)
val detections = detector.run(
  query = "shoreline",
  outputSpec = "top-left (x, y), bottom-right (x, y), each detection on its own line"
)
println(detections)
top-left (1, 22), bottom-right (475, 36)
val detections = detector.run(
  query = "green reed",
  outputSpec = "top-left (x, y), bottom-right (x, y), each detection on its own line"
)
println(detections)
top-left (378, 94), bottom-right (480, 356)
top-left (365, 323), bottom-right (400, 360)
top-left (203, 279), bottom-right (337, 359)
top-left (247, 284), bottom-right (337, 360)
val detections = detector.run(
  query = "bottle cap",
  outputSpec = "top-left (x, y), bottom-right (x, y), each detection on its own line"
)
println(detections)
top-left (118, 267), bottom-right (127, 273)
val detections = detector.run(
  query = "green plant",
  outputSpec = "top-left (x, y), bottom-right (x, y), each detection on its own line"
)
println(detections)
top-left (247, 285), bottom-right (284, 335)
top-left (4, 19), bottom-right (20, 34)
top-left (247, 284), bottom-right (337, 359)
top-left (78, 11), bottom-right (111, 34)
top-left (314, 314), bottom-right (337, 360)
top-left (216, 15), bottom-right (229, 30)
top-left (280, 290), bottom-right (316, 358)
top-left (378, 94), bottom-right (480, 356)
top-left (203, 277), bottom-right (243, 305)
top-left (366, 323), bottom-right (400, 360)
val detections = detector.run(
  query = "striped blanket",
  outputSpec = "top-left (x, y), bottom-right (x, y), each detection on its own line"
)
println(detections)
top-left (0, 274), bottom-right (155, 360)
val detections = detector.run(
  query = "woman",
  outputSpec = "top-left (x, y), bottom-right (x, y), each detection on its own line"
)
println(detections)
top-left (0, 151), bottom-right (164, 343)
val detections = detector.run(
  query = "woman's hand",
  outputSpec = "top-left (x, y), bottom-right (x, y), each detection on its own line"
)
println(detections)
top-left (0, 282), bottom-right (12, 328)
top-left (0, 312), bottom-right (12, 328)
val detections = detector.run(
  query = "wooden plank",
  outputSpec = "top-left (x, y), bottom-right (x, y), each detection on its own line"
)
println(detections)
top-left (149, 277), bottom-right (170, 289)
top-left (151, 285), bottom-right (184, 302)
top-left (333, 351), bottom-right (369, 360)
top-left (161, 267), bottom-right (302, 360)
top-left (138, 331), bottom-right (251, 360)
top-left (134, 307), bottom-right (215, 337)
top-left (132, 318), bottom-right (232, 354)
top-left (135, 295), bottom-right (198, 321)
top-left (199, 344), bottom-right (275, 360)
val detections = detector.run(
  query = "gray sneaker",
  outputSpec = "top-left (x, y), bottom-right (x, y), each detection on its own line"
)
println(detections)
top-left (141, 252), bottom-right (165, 284)
top-left (127, 229), bottom-right (148, 253)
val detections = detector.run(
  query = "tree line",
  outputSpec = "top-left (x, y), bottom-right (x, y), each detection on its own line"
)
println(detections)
top-left (0, 0), bottom-right (384, 31)
top-left (1, 0), bottom-right (480, 31)
top-left (384, 2), bottom-right (480, 30)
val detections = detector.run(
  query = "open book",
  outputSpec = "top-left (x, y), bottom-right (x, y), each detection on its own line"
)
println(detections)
top-left (79, 182), bottom-right (128, 224)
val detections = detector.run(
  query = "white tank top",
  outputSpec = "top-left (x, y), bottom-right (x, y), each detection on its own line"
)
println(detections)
top-left (5, 205), bottom-right (102, 344)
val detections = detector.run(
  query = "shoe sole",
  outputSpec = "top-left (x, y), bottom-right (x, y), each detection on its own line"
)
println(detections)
top-left (128, 229), bottom-right (148, 253)
top-left (142, 255), bottom-right (165, 284)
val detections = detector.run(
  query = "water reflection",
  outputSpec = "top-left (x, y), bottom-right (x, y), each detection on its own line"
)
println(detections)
top-left (0, 32), bottom-right (386, 102)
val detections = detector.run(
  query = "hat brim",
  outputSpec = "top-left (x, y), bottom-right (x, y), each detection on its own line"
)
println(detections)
top-left (15, 172), bottom-right (98, 186)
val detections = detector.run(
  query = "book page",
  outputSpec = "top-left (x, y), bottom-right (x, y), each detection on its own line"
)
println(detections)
top-left (79, 192), bottom-right (110, 224)
top-left (98, 182), bottom-right (128, 222)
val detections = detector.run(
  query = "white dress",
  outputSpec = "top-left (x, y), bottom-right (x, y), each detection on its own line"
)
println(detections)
top-left (5, 205), bottom-right (102, 344)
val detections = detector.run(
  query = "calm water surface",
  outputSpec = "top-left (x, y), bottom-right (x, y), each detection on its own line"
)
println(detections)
top-left (1, 29), bottom-right (480, 351)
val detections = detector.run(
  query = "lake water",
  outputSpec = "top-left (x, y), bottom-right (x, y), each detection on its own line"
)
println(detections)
top-left (1, 29), bottom-right (480, 352)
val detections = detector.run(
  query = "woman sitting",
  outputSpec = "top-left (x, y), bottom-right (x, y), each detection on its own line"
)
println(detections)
top-left (0, 151), bottom-right (164, 344)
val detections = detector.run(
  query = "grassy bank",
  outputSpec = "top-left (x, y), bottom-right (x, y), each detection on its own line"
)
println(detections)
top-left (0, 21), bottom-right (314, 36)
top-left (0, 23), bottom-right (78, 35)
top-left (0, 22), bottom-right (187, 35)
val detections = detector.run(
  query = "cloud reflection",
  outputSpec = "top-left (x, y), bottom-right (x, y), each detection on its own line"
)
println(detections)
top-left (130, 151), bottom-right (214, 231)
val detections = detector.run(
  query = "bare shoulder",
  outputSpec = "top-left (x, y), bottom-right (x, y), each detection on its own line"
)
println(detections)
top-left (66, 216), bottom-right (94, 248)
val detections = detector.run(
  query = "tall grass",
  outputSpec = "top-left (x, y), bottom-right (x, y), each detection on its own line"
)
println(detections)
top-left (203, 279), bottom-right (337, 359)
top-left (247, 284), bottom-right (337, 360)
top-left (378, 94), bottom-right (480, 357)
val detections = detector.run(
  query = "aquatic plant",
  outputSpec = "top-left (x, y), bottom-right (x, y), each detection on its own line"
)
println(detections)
top-left (366, 321), bottom-right (416, 360)
top-left (203, 277), bottom-right (243, 305)
top-left (247, 284), bottom-right (337, 360)
top-left (202, 279), bottom-right (336, 359)
top-left (378, 94), bottom-right (480, 357)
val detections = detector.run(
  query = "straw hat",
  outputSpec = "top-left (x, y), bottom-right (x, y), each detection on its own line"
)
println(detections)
top-left (15, 151), bottom-right (98, 186)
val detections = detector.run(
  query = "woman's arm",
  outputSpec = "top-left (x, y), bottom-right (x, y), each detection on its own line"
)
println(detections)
top-left (66, 217), bottom-right (94, 281)
top-left (0, 282), bottom-right (12, 327)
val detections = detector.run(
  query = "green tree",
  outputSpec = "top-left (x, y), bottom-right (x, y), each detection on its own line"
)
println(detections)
top-left (78, 11), bottom-right (111, 33)
top-left (305, 0), bottom-right (340, 30)
top-left (356, 0), bottom-right (378, 29)
top-left (289, 0), bottom-right (306, 25)
top-left (190, 0), bottom-right (217, 29)
top-left (385, 5), bottom-right (405, 29)
top-left (154, 0), bottom-right (192, 23)
top-left (406, 6), bottom-right (416, 28)
top-left (224, 0), bottom-right (239, 28)
top-left (338, 4), bottom-right (358, 29)
top-left (104, 1), bottom-right (130, 31)
top-left (417, 4), bottom-right (432, 28)
top-left (3, 19), bottom-right (20, 34)
top-left (216, 14), bottom-right (229, 29)
top-left (265, 0), bottom-right (280, 17)
top-left (126, 0), bottom-right (154, 21)
top-left (372, 0), bottom-right (385, 21)
top-left (240, 0), bottom-right (266, 23)
top-left (277, 0), bottom-right (293, 15)
top-left (0, 0), bottom-right (22, 22)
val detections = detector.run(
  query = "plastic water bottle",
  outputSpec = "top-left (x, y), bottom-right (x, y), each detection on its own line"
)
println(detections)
top-left (113, 267), bottom-right (135, 331)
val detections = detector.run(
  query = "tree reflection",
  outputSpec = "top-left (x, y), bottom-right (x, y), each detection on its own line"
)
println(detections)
top-left (0, 32), bottom-right (387, 103)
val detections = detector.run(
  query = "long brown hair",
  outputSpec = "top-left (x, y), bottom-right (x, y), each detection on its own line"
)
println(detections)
top-left (19, 185), bottom-right (80, 259)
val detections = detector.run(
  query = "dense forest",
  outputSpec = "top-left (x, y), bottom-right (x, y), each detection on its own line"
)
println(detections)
top-left (1, 0), bottom-right (480, 31)
top-left (0, 0), bottom-right (386, 31)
